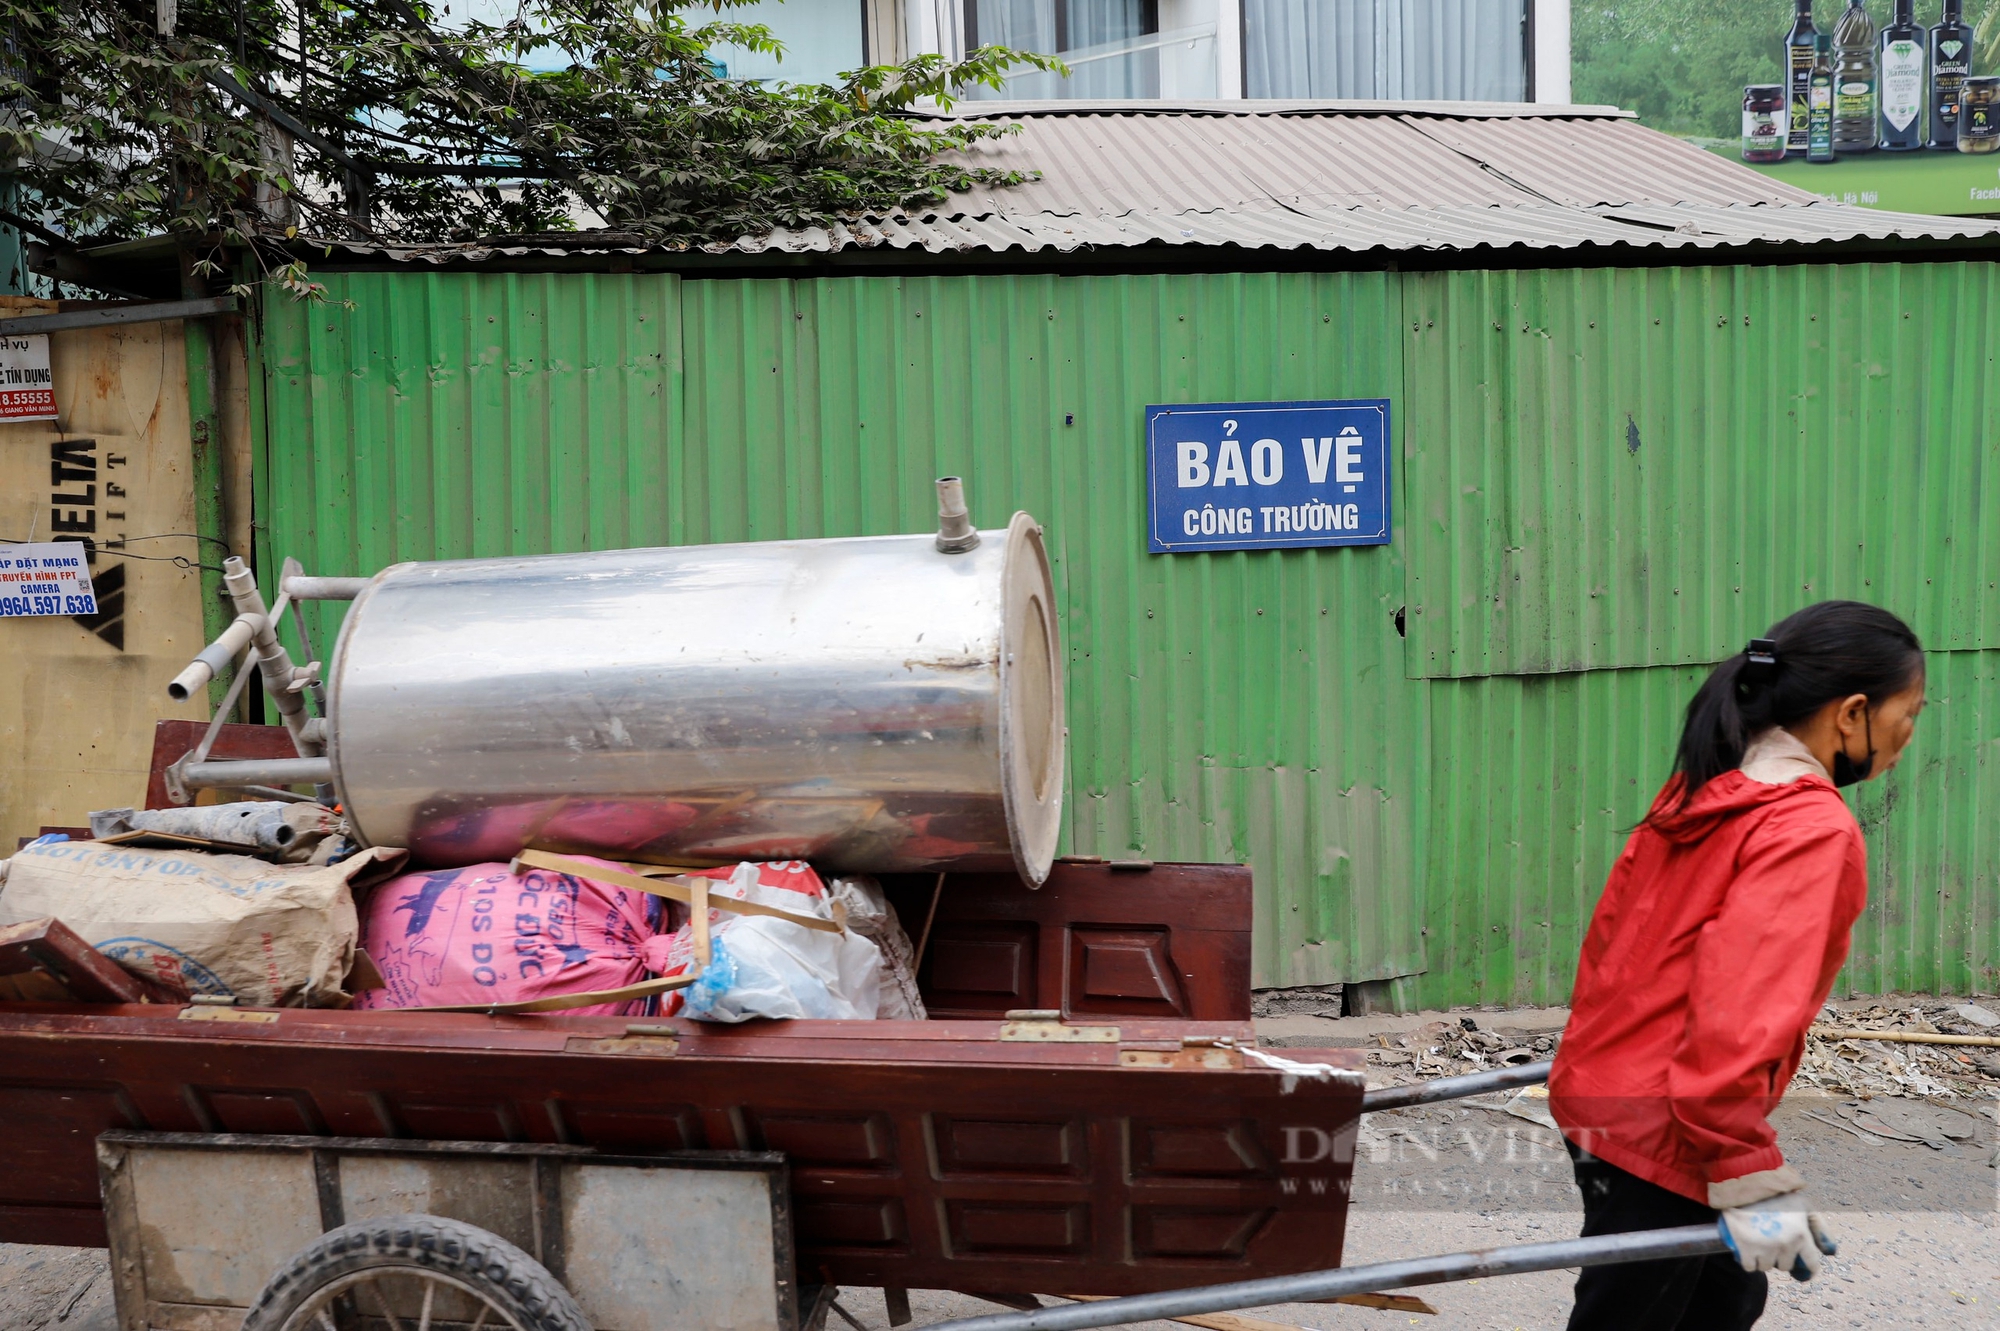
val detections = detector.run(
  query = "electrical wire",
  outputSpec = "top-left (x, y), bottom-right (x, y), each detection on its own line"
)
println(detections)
top-left (111, 532), bottom-right (234, 551)
top-left (1, 533), bottom-right (231, 574)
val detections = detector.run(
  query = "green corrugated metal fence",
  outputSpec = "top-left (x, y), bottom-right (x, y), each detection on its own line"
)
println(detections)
top-left (254, 261), bottom-right (2000, 1005)
top-left (1415, 652), bottom-right (2000, 1006)
top-left (1405, 264), bottom-right (2000, 678)
top-left (1401, 264), bottom-right (2000, 1006)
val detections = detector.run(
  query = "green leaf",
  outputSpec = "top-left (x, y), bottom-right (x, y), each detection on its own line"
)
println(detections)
top-left (6, 0), bottom-right (1051, 289)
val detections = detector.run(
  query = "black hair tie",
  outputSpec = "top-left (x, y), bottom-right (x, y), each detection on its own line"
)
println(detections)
top-left (1741, 638), bottom-right (1780, 688)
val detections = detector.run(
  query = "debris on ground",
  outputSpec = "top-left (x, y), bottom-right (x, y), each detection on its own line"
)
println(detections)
top-left (1501, 1083), bottom-right (1558, 1130)
top-left (1351, 1002), bottom-right (2000, 1183)
top-left (1954, 1001), bottom-right (2000, 1029)
top-left (1797, 1000), bottom-right (2000, 1102)
top-left (1358, 1017), bottom-right (1559, 1089)
top-left (1357, 1002), bottom-right (2000, 1106)
top-left (1251, 985), bottom-right (1344, 1018)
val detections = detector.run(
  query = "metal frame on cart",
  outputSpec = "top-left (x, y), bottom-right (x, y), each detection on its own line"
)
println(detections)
top-left (97, 1131), bottom-right (802, 1331)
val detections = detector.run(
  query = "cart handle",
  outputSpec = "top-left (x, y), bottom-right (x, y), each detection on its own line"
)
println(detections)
top-left (925, 1224), bottom-right (1728, 1331)
top-left (1360, 1058), bottom-right (1552, 1113)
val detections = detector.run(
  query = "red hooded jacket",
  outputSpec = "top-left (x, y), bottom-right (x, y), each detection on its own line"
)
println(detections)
top-left (1548, 769), bottom-right (1868, 1208)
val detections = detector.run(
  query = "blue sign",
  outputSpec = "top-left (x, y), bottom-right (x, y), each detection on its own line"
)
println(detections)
top-left (1145, 399), bottom-right (1391, 554)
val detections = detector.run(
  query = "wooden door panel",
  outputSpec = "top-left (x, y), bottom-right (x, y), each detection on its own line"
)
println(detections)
top-left (887, 861), bottom-right (1253, 1022)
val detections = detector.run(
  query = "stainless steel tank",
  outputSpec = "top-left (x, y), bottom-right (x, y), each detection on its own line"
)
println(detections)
top-left (326, 511), bottom-right (1065, 883)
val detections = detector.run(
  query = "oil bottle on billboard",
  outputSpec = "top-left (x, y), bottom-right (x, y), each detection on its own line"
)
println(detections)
top-left (1879, 0), bottom-right (1928, 147)
top-left (1809, 35), bottom-right (1839, 159)
top-left (1930, 0), bottom-right (1973, 145)
top-left (1834, 0), bottom-right (1880, 152)
top-left (1757, 0), bottom-right (1989, 163)
top-left (1787, 0), bottom-right (1822, 149)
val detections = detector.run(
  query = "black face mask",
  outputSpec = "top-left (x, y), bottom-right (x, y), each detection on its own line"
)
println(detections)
top-left (1831, 709), bottom-right (1875, 788)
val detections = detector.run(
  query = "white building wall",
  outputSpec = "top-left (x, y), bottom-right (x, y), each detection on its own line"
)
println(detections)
top-left (1211, 0), bottom-right (1243, 98)
top-left (1532, 0), bottom-right (1571, 103)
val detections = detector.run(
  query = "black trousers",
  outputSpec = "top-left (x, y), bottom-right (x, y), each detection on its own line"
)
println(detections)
top-left (1565, 1140), bottom-right (1768, 1331)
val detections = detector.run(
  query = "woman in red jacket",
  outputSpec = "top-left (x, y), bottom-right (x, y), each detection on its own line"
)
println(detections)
top-left (1549, 600), bottom-right (1926, 1330)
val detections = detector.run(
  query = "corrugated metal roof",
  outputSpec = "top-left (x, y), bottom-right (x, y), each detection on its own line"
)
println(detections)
top-left (309, 103), bottom-right (2000, 263)
top-left (941, 109), bottom-right (1541, 212)
top-left (931, 106), bottom-right (1823, 214)
top-left (920, 97), bottom-right (1639, 118)
top-left (1388, 115), bottom-right (1817, 208)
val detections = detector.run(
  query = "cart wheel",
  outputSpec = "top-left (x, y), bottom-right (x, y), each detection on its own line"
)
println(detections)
top-left (241, 1214), bottom-right (591, 1331)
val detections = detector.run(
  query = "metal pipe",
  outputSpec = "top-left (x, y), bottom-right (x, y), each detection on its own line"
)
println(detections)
top-left (163, 628), bottom-right (268, 804)
top-left (926, 1225), bottom-right (1729, 1331)
top-left (167, 614), bottom-right (258, 701)
top-left (181, 758), bottom-right (336, 790)
top-left (1362, 1059), bottom-right (1553, 1113)
top-left (281, 559), bottom-right (332, 719)
top-left (235, 785), bottom-right (322, 804)
top-left (281, 574), bottom-right (372, 601)
top-left (223, 557), bottom-right (321, 757)
top-left (0, 295), bottom-right (239, 339)
top-left (935, 476), bottom-right (980, 553)
top-left (180, 259), bottom-right (232, 710)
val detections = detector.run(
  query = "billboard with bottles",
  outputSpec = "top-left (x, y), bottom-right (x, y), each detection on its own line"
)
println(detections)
top-left (1571, 0), bottom-right (2000, 214)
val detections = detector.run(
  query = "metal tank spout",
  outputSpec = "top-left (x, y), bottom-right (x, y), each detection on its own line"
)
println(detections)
top-left (936, 476), bottom-right (981, 553)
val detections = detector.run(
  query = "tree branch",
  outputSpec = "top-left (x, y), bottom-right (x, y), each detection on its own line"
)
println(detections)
top-left (364, 0), bottom-right (609, 216)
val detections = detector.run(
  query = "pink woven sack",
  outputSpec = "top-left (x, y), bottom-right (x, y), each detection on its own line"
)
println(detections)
top-left (352, 856), bottom-right (665, 1015)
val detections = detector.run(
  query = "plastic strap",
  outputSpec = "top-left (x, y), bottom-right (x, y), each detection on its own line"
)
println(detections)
top-left (1239, 1045), bottom-right (1357, 1081)
top-left (691, 875), bottom-right (712, 967)
top-left (407, 971), bottom-right (698, 1015)
top-left (513, 848), bottom-right (844, 935)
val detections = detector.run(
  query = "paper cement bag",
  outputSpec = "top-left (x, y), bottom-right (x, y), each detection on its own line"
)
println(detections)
top-left (0, 840), bottom-right (406, 1006)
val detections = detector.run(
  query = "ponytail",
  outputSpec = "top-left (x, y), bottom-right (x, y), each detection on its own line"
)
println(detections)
top-left (1662, 600), bottom-right (1924, 816)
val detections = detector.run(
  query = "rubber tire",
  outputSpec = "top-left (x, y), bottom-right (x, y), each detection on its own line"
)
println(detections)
top-left (240, 1213), bottom-right (592, 1331)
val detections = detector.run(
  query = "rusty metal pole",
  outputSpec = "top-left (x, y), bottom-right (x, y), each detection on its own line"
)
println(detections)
top-left (178, 250), bottom-right (231, 710)
top-left (1360, 1059), bottom-right (1553, 1112)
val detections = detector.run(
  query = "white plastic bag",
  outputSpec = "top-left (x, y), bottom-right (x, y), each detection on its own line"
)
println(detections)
top-left (827, 874), bottom-right (926, 1019)
top-left (659, 861), bottom-right (884, 1022)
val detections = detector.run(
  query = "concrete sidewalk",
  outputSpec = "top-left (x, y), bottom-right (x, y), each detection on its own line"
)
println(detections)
top-left (1256, 1005), bottom-right (1571, 1049)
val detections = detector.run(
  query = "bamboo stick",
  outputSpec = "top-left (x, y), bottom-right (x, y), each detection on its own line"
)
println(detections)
top-left (1814, 1026), bottom-right (2000, 1048)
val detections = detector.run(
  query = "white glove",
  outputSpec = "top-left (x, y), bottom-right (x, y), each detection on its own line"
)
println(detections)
top-left (1718, 1191), bottom-right (1835, 1280)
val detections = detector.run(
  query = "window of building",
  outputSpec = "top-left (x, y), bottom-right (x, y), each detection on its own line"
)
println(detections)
top-left (967, 0), bottom-right (1193, 99)
top-left (1244, 0), bottom-right (1528, 101)
top-left (708, 0), bottom-right (869, 86)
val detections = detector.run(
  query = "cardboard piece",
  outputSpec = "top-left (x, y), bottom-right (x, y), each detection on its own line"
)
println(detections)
top-left (0, 916), bottom-right (167, 1003)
